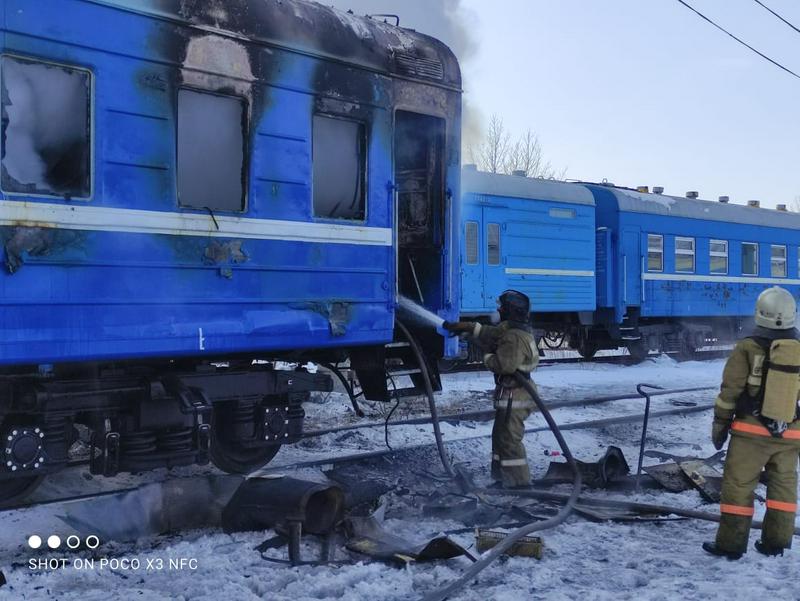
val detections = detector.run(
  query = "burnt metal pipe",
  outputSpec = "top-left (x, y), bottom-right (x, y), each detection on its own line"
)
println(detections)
top-left (635, 383), bottom-right (664, 491)
top-left (422, 372), bottom-right (581, 601)
top-left (481, 488), bottom-right (800, 538)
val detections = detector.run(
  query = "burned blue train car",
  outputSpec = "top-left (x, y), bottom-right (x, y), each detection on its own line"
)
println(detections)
top-left (0, 0), bottom-right (461, 503)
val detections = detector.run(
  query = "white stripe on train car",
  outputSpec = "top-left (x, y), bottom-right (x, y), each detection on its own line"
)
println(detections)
top-left (505, 267), bottom-right (595, 277)
top-left (0, 200), bottom-right (392, 246)
top-left (642, 273), bottom-right (800, 285)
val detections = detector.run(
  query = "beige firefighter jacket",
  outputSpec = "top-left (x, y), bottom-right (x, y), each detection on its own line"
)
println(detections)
top-left (714, 337), bottom-right (800, 444)
top-left (470, 322), bottom-right (538, 409)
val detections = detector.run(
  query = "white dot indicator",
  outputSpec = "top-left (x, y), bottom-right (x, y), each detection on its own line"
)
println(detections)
top-left (47, 535), bottom-right (61, 549)
top-left (28, 535), bottom-right (42, 549)
top-left (66, 535), bottom-right (81, 550)
top-left (85, 535), bottom-right (100, 549)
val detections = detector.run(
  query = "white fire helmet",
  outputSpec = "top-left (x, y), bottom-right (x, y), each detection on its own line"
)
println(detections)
top-left (755, 286), bottom-right (797, 330)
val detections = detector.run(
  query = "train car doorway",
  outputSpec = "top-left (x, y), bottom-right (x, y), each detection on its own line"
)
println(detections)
top-left (394, 111), bottom-right (446, 313)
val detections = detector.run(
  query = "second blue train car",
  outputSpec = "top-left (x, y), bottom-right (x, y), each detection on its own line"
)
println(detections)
top-left (460, 168), bottom-right (800, 360)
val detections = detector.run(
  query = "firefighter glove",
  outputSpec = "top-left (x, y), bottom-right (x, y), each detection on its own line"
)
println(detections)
top-left (712, 418), bottom-right (731, 450)
top-left (442, 321), bottom-right (474, 334)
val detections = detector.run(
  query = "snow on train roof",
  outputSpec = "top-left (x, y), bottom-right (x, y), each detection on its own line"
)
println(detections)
top-left (461, 169), bottom-right (595, 206)
top-left (604, 186), bottom-right (800, 230)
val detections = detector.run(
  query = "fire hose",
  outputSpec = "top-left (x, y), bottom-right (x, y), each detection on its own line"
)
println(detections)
top-left (421, 371), bottom-right (582, 601)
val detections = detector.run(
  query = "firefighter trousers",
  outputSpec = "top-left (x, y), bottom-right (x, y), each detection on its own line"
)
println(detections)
top-left (491, 406), bottom-right (533, 487)
top-left (715, 432), bottom-right (799, 553)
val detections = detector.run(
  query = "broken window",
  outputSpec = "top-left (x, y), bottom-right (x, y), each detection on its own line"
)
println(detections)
top-left (312, 115), bottom-right (366, 221)
top-left (178, 88), bottom-right (245, 212)
top-left (1, 56), bottom-right (91, 198)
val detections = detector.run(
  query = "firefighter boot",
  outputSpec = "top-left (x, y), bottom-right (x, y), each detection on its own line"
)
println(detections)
top-left (755, 540), bottom-right (785, 557)
top-left (702, 542), bottom-right (743, 560)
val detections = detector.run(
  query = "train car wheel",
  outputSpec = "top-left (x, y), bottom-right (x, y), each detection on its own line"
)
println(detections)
top-left (209, 435), bottom-right (281, 474)
top-left (0, 475), bottom-right (44, 508)
top-left (626, 340), bottom-right (649, 363)
top-left (208, 406), bottom-right (281, 474)
top-left (576, 340), bottom-right (598, 359)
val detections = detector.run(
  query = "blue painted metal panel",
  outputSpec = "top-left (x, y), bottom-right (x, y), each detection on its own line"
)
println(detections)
top-left (587, 184), bottom-right (800, 323)
top-left (0, 0), bottom-right (461, 364)
top-left (460, 178), bottom-right (596, 317)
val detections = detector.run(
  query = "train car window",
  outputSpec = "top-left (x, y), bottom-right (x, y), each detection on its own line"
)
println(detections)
top-left (675, 237), bottom-right (695, 273)
top-left (1, 55), bottom-right (91, 199)
top-left (771, 245), bottom-right (787, 278)
top-left (710, 240), bottom-right (728, 274)
top-left (487, 223), bottom-right (500, 265)
top-left (177, 89), bottom-right (245, 212)
top-left (312, 115), bottom-right (366, 221)
top-left (465, 221), bottom-right (479, 264)
top-left (647, 234), bottom-right (663, 272)
top-left (742, 242), bottom-right (758, 276)
top-left (549, 208), bottom-right (576, 219)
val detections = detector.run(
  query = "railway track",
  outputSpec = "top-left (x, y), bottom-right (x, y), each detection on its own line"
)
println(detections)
top-left (441, 348), bottom-right (730, 373)
top-left (1, 385), bottom-right (715, 513)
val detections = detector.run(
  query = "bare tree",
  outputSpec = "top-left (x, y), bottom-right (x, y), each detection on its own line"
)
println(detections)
top-left (469, 115), bottom-right (565, 179)
top-left (504, 129), bottom-right (564, 179)
top-left (470, 114), bottom-right (510, 174)
top-left (792, 195), bottom-right (800, 212)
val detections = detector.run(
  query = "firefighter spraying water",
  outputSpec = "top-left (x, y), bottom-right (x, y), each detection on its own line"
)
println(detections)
top-left (397, 296), bottom-right (446, 330)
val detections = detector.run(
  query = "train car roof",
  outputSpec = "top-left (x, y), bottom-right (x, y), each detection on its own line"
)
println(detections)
top-left (90, 0), bottom-right (461, 88)
top-left (461, 168), bottom-right (595, 206)
top-left (590, 185), bottom-right (800, 230)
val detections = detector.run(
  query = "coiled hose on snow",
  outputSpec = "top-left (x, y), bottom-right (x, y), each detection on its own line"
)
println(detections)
top-left (421, 371), bottom-right (582, 601)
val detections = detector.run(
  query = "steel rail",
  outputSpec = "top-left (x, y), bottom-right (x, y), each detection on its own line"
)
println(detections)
top-left (1, 387), bottom-right (714, 513)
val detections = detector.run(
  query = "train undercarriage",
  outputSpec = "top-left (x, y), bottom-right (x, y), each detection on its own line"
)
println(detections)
top-left (0, 359), bottom-right (333, 507)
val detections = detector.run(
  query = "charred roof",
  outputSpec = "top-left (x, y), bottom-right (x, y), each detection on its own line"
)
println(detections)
top-left (93, 0), bottom-right (461, 88)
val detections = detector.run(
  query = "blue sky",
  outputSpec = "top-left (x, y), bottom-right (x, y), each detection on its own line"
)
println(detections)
top-left (330, 1), bottom-right (800, 208)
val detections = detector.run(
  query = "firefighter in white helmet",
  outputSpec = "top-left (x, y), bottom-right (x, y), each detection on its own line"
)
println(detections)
top-left (704, 286), bottom-right (800, 559)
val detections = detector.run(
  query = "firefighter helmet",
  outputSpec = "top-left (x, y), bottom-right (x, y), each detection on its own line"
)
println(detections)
top-left (498, 289), bottom-right (531, 323)
top-left (755, 286), bottom-right (796, 330)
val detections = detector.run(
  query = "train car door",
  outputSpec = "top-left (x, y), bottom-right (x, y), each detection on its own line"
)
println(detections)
top-left (461, 202), bottom-right (484, 311)
top-left (482, 208), bottom-right (506, 308)
top-left (394, 111), bottom-right (445, 311)
top-left (621, 227), bottom-right (641, 310)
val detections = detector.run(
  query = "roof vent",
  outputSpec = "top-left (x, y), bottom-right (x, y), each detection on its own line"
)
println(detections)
top-left (395, 52), bottom-right (444, 81)
top-left (463, 163), bottom-right (478, 172)
top-left (747, 200), bottom-right (760, 208)
top-left (718, 196), bottom-right (729, 203)
top-left (652, 186), bottom-right (664, 195)
top-left (512, 170), bottom-right (527, 177)
top-left (636, 186), bottom-right (649, 193)
top-left (777, 204), bottom-right (787, 211)
top-left (686, 191), bottom-right (699, 199)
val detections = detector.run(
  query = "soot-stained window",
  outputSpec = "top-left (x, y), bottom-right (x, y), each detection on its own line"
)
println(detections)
top-left (1, 56), bottom-right (91, 198)
top-left (178, 89), bottom-right (245, 212)
top-left (312, 115), bottom-right (366, 221)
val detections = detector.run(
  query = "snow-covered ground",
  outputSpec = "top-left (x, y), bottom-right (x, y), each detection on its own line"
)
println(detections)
top-left (2, 355), bottom-right (798, 601)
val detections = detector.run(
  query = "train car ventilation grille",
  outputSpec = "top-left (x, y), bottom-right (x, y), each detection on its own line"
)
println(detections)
top-left (395, 53), bottom-right (444, 80)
